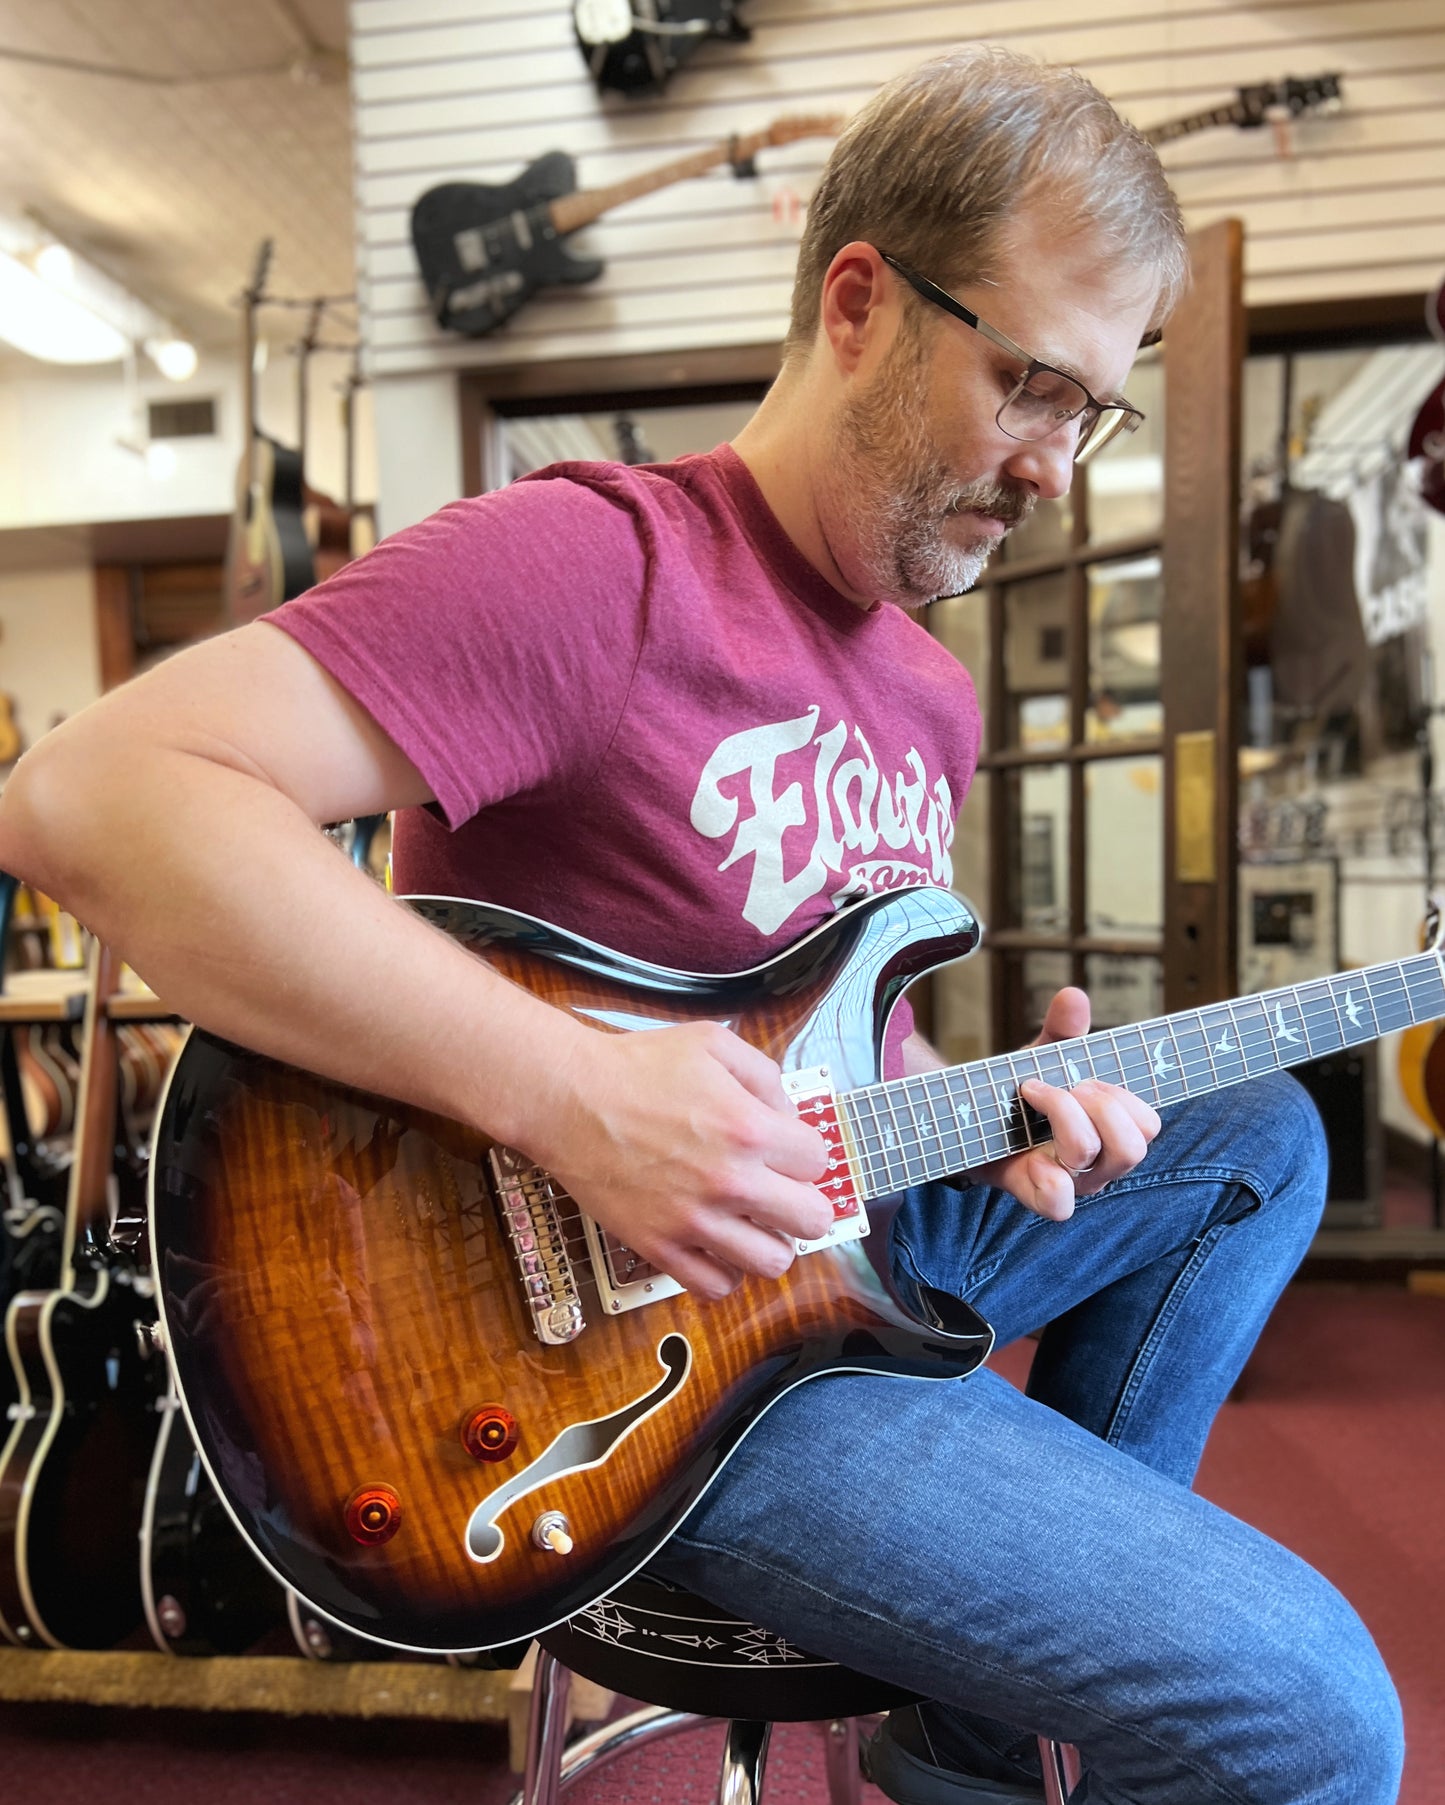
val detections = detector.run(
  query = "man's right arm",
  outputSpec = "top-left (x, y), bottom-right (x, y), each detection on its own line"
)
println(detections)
top-left (0, 623), bottom-right (829, 1295)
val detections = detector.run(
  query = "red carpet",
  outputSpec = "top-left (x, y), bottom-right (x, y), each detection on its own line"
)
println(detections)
top-left (0, 1282), bottom-right (1438, 1803)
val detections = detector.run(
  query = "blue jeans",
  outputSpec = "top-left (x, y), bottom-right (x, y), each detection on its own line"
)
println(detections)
top-left (652, 1073), bottom-right (1405, 1803)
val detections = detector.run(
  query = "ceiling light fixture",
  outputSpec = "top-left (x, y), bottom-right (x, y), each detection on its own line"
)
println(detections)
top-left (0, 217), bottom-right (197, 377)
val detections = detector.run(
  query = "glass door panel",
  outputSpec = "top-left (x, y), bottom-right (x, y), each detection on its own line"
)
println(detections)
top-left (1003, 570), bottom-right (1071, 751)
top-left (1006, 765), bottom-right (1070, 935)
top-left (1084, 952), bottom-right (1163, 1029)
top-left (1084, 349), bottom-right (1164, 542)
top-left (1085, 756), bottom-right (1163, 940)
top-left (1087, 554), bottom-right (1163, 741)
top-left (1005, 491), bottom-right (1074, 562)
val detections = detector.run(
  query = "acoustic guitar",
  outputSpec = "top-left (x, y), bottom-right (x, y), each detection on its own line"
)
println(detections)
top-left (150, 884), bottom-right (1445, 1655)
top-left (224, 242), bottom-right (314, 625)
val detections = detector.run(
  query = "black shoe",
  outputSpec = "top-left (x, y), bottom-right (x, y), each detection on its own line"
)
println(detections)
top-left (863, 1707), bottom-right (1046, 1803)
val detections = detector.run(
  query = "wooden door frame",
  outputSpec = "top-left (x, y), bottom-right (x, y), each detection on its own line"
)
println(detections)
top-left (1161, 217), bottom-right (1245, 1013)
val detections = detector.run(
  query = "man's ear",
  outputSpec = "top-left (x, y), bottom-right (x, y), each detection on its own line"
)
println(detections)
top-left (817, 242), bottom-right (894, 376)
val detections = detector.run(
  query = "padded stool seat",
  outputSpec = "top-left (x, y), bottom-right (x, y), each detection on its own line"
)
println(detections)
top-left (509, 1572), bottom-right (1082, 1804)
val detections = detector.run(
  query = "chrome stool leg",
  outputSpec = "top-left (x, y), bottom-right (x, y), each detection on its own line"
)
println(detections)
top-left (1039, 1736), bottom-right (1083, 1804)
top-left (719, 1718), bottom-right (771, 1805)
top-left (522, 1650), bottom-right (572, 1805)
top-left (823, 1717), bottom-right (862, 1805)
top-left (506, 1698), bottom-right (707, 1805)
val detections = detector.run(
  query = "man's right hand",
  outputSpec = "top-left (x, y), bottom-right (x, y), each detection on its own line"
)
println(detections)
top-left (533, 1021), bottom-right (834, 1300)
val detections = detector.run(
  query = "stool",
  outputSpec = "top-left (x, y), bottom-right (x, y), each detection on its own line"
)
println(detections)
top-left (508, 1573), bottom-right (1083, 1804)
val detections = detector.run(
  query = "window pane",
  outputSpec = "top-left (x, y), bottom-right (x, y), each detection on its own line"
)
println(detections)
top-left (1006, 764), bottom-right (1069, 934)
top-left (1087, 554), bottom-right (1162, 742)
top-left (1085, 348), bottom-right (1162, 541)
top-left (930, 590), bottom-right (991, 747)
top-left (1084, 953), bottom-right (1163, 1030)
top-left (1017, 945), bottom-right (1067, 1046)
top-left (1003, 489), bottom-right (1073, 563)
top-left (932, 942), bottom-right (992, 1065)
top-left (1003, 571), bottom-right (1071, 750)
top-left (1085, 756), bottom-right (1161, 939)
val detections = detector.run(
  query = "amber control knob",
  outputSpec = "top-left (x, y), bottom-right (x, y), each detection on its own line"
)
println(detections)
top-left (461, 1405), bottom-right (519, 1463)
top-left (344, 1483), bottom-right (403, 1546)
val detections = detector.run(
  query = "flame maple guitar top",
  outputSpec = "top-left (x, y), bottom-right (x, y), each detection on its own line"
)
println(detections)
top-left (150, 890), bottom-right (991, 1653)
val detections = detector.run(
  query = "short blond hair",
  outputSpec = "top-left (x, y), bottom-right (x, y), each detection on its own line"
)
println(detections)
top-left (785, 45), bottom-right (1188, 360)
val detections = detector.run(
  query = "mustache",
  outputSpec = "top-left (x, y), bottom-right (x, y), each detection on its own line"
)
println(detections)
top-left (945, 480), bottom-right (1035, 528)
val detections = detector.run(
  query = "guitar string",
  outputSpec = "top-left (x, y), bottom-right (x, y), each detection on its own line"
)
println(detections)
top-left (496, 959), bottom-right (1444, 1268)
top-left (842, 969), bottom-right (1442, 1186)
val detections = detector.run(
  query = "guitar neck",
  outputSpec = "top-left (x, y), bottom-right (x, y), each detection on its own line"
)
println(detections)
top-left (1145, 102), bottom-right (1244, 145)
top-left (550, 123), bottom-right (830, 235)
top-left (842, 951), bottom-right (1445, 1201)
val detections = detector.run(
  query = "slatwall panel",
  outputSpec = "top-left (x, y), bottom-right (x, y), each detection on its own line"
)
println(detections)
top-left (349, 0), bottom-right (1445, 378)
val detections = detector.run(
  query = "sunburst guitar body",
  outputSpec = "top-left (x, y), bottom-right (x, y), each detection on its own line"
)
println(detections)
top-left (149, 889), bottom-right (994, 1655)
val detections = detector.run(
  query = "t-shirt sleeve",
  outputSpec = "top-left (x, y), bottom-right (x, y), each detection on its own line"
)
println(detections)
top-left (263, 473), bottom-right (649, 829)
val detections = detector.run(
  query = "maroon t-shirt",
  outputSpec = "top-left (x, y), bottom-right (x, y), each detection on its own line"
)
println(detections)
top-left (267, 445), bottom-right (981, 1060)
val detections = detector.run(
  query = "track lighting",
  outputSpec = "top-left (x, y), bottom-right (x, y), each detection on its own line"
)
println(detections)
top-left (0, 217), bottom-right (196, 376)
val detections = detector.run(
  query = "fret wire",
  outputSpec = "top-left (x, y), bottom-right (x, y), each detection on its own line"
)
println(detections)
top-left (1321, 976), bottom-right (1348, 1048)
top-left (1198, 1007), bottom-right (1226, 1089)
top-left (881, 1083), bottom-right (925, 1184)
top-left (995, 1064), bottom-right (1032, 1152)
top-left (938, 1068), bottom-right (981, 1171)
top-left (877, 1086), bottom-right (916, 1186)
top-left (1354, 969), bottom-right (1385, 1036)
top-left (845, 954), bottom-right (1445, 1189)
top-left (920, 1071), bottom-right (966, 1176)
top-left (858, 1091), bottom-right (904, 1193)
top-left (957, 1063), bottom-right (1007, 1161)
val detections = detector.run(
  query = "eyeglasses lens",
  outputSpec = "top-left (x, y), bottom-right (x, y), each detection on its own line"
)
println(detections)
top-left (998, 371), bottom-right (1139, 465)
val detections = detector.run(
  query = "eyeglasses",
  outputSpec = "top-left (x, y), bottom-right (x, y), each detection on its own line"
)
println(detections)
top-left (877, 251), bottom-right (1146, 464)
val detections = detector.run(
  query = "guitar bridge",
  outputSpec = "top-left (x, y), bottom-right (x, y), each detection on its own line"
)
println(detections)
top-left (488, 1146), bottom-right (584, 1346)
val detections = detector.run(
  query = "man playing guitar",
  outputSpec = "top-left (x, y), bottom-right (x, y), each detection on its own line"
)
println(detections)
top-left (0, 45), bottom-right (1401, 1804)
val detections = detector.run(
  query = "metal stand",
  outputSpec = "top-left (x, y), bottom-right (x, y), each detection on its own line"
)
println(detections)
top-left (1040, 1734), bottom-right (1084, 1803)
top-left (509, 1648), bottom-right (897, 1805)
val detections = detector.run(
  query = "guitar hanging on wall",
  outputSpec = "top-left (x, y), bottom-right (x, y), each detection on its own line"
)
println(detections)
top-left (412, 75), bottom-right (1341, 345)
top-left (410, 114), bottom-right (841, 339)
top-left (573, 0), bottom-right (749, 98)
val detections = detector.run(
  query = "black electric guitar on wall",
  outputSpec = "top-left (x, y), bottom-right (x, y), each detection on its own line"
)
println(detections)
top-left (411, 113), bottom-right (841, 337)
top-left (413, 75), bottom-right (1341, 343)
top-left (1143, 72), bottom-right (1342, 148)
top-left (151, 883), bottom-right (1443, 1656)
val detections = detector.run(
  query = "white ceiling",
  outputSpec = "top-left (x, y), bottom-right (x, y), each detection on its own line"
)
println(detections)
top-left (0, 0), bottom-right (357, 358)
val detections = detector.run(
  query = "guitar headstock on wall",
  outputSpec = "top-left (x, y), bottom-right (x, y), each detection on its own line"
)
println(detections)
top-left (574, 0), bottom-right (749, 98)
top-left (1234, 73), bottom-right (1343, 128)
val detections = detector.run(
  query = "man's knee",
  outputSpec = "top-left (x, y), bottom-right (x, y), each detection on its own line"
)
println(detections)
top-left (1240, 1575), bottom-right (1403, 1805)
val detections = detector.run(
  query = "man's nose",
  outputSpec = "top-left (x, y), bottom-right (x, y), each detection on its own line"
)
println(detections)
top-left (1000, 423), bottom-right (1079, 502)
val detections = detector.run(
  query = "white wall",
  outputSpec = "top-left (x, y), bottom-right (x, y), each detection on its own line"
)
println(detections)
top-left (0, 345), bottom-right (376, 533)
top-left (0, 566), bottom-right (102, 753)
top-left (349, 0), bottom-right (1445, 384)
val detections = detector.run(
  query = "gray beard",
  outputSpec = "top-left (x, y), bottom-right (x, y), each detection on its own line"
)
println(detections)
top-left (831, 343), bottom-right (1035, 607)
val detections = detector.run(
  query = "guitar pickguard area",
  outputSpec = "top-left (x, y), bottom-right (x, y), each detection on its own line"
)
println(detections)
top-left (464, 1335), bottom-right (692, 1564)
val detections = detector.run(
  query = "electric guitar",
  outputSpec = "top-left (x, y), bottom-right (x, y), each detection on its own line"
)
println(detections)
top-left (150, 885), bottom-right (1444, 1656)
top-left (1143, 72), bottom-right (1342, 147)
top-left (411, 114), bottom-right (841, 338)
top-left (0, 941), bottom-right (161, 1649)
